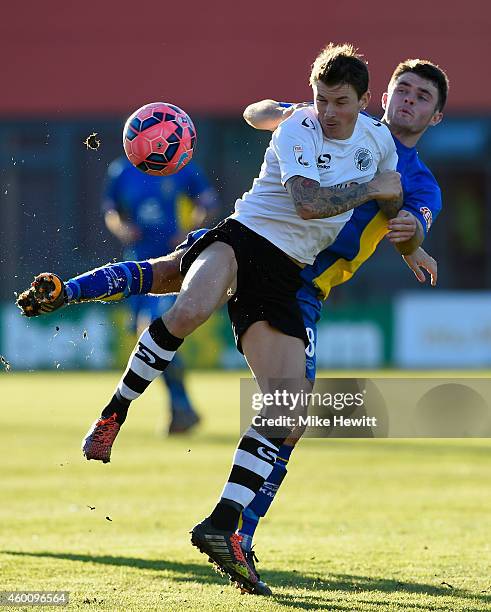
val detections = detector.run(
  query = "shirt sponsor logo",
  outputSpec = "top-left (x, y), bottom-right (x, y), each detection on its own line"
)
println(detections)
top-left (420, 206), bottom-right (433, 231)
top-left (317, 153), bottom-right (332, 169)
top-left (354, 148), bottom-right (373, 171)
top-left (293, 145), bottom-right (311, 167)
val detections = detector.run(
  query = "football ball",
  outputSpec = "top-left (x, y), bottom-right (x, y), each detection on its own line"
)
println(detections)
top-left (123, 102), bottom-right (196, 176)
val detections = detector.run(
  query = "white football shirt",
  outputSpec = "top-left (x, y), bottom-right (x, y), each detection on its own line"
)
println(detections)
top-left (231, 107), bottom-right (398, 264)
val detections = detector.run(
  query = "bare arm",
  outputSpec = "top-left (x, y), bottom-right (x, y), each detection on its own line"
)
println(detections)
top-left (286, 171), bottom-right (403, 220)
top-left (387, 210), bottom-right (425, 255)
top-left (244, 99), bottom-right (283, 131)
top-left (243, 100), bottom-right (309, 131)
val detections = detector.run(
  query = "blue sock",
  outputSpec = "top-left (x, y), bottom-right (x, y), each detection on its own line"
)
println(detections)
top-left (162, 355), bottom-right (194, 413)
top-left (238, 443), bottom-right (294, 550)
top-left (65, 261), bottom-right (153, 303)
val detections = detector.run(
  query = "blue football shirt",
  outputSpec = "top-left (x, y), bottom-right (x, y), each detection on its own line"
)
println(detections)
top-left (103, 157), bottom-right (217, 260)
top-left (300, 134), bottom-right (442, 300)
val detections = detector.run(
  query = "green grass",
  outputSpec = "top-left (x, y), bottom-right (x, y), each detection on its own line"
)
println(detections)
top-left (1, 371), bottom-right (491, 611)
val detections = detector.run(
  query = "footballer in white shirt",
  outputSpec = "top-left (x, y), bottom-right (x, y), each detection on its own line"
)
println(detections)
top-left (233, 106), bottom-right (398, 263)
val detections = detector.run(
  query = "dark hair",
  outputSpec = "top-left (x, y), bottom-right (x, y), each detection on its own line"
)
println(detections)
top-left (309, 43), bottom-right (369, 99)
top-left (389, 59), bottom-right (449, 111)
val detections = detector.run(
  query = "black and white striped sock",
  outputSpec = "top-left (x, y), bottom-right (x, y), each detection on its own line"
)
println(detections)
top-left (102, 318), bottom-right (182, 423)
top-left (209, 427), bottom-right (284, 531)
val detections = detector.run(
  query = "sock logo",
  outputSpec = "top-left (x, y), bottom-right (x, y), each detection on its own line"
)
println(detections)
top-left (135, 344), bottom-right (157, 365)
top-left (257, 446), bottom-right (277, 463)
top-left (261, 482), bottom-right (279, 493)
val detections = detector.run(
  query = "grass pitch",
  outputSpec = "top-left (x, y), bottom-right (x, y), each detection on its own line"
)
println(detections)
top-left (1, 371), bottom-right (491, 611)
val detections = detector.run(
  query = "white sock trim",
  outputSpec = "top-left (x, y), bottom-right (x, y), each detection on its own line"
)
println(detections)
top-left (130, 355), bottom-right (162, 381)
top-left (220, 482), bottom-right (255, 509)
top-left (118, 381), bottom-right (140, 401)
top-left (233, 449), bottom-right (274, 479)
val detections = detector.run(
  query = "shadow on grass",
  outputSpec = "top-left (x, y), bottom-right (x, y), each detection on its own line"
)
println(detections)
top-left (267, 570), bottom-right (491, 611)
top-left (3, 551), bottom-right (489, 611)
top-left (2, 550), bottom-right (215, 584)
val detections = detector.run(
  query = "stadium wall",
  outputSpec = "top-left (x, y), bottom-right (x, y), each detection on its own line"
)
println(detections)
top-left (2, 0), bottom-right (491, 116)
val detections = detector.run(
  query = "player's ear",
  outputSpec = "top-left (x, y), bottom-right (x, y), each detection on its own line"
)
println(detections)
top-left (429, 110), bottom-right (443, 127)
top-left (381, 92), bottom-right (388, 110)
top-left (360, 90), bottom-right (371, 110)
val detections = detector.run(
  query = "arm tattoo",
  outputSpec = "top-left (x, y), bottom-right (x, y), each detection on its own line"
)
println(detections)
top-left (286, 176), bottom-right (378, 219)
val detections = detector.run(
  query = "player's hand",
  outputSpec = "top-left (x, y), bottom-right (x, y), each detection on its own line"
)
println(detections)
top-left (370, 171), bottom-right (402, 202)
top-left (16, 273), bottom-right (66, 317)
top-left (403, 247), bottom-right (437, 286)
top-left (387, 210), bottom-right (417, 243)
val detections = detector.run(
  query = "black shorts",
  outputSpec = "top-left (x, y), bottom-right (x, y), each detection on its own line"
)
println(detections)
top-left (180, 218), bottom-right (308, 353)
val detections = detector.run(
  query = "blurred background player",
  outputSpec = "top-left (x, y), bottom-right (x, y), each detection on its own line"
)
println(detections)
top-left (102, 155), bottom-right (219, 433)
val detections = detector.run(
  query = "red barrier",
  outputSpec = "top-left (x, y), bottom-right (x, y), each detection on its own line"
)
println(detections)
top-left (2, 0), bottom-right (488, 115)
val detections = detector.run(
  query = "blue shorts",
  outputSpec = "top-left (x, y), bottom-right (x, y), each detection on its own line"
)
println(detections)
top-left (296, 285), bottom-right (322, 382)
top-left (176, 228), bottom-right (209, 251)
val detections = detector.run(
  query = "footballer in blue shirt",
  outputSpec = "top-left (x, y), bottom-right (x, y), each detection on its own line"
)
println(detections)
top-left (103, 156), bottom-right (218, 433)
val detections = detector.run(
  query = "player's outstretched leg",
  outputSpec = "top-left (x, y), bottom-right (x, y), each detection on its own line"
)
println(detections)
top-left (16, 273), bottom-right (66, 317)
top-left (83, 242), bottom-right (236, 462)
top-left (16, 261), bottom-right (157, 317)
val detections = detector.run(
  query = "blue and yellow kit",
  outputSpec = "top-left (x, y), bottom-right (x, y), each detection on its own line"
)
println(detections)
top-left (298, 134), bottom-right (442, 378)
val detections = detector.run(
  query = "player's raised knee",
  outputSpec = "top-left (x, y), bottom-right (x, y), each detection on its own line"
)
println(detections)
top-left (164, 299), bottom-right (211, 337)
